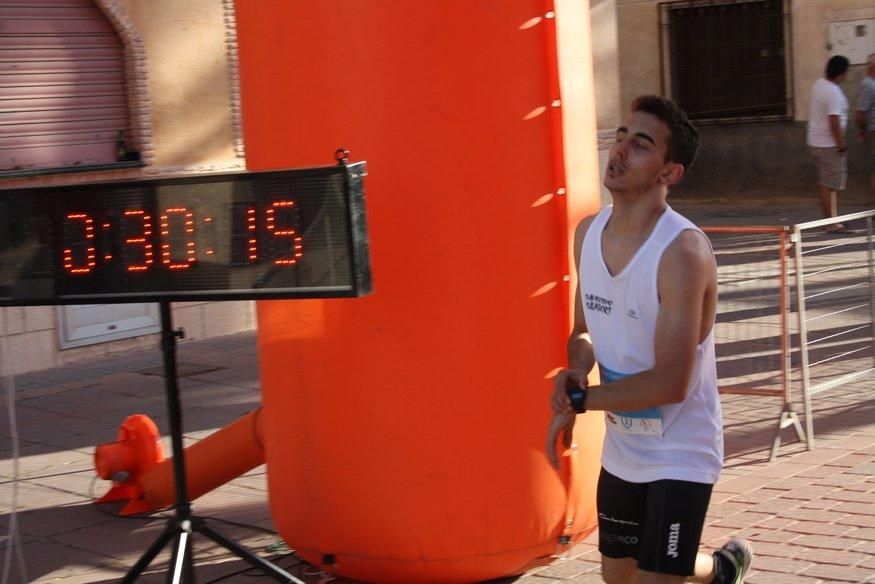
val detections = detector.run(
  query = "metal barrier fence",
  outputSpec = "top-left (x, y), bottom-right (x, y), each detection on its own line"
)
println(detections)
top-left (704, 211), bottom-right (875, 459)
top-left (791, 211), bottom-right (875, 451)
top-left (703, 226), bottom-right (804, 461)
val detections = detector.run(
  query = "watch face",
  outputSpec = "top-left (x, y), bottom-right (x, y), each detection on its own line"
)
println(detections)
top-left (567, 387), bottom-right (585, 412)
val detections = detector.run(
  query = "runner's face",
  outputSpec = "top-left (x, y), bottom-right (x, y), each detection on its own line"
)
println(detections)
top-left (604, 111), bottom-right (680, 194)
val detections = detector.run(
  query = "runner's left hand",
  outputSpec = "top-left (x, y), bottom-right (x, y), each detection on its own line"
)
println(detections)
top-left (546, 410), bottom-right (576, 470)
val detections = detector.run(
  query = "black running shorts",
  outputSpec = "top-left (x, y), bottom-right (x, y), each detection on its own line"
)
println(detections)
top-left (597, 467), bottom-right (714, 576)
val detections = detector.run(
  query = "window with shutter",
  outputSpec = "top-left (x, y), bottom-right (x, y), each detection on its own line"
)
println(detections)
top-left (662, 0), bottom-right (791, 122)
top-left (0, 0), bottom-right (139, 174)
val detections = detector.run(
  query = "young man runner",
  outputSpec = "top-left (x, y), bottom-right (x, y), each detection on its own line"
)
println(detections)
top-left (546, 95), bottom-right (752, 583)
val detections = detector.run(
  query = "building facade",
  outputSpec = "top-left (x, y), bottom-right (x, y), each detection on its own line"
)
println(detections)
top-left (593, 0), bottom-right (874, 201)
top-left (0, 0), bottom-right (253, 373)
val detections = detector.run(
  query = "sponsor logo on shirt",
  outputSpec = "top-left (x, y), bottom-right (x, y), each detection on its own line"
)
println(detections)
top-left (600, 364), bottom-right (664, 436)
top-left (585, 293), bottom-right (613, 315)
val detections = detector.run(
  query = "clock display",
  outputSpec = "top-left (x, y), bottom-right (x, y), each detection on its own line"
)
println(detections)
top-left (0, 162), bottom-right (371, 305)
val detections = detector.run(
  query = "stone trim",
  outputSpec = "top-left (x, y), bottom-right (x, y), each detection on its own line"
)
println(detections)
top-left (143, 161), bottom-right (249, 177)
top-left (94, 0), bottom-right (156, 167)
top-left (224, 0), bottom-right (246, 162)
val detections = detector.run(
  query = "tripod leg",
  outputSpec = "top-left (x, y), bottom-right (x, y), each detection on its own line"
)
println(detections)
top-left (167, 527), bottom-right (195, 584)
top-left (196, 521), bottom-right (305, 584)
top-left (121, 522), bottom-right (178, 584)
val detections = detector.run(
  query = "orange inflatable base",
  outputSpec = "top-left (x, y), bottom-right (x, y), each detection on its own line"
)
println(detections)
top-left (294, 540), bottom-right (573, 584)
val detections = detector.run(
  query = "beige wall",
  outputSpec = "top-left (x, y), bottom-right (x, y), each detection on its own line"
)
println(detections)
top-left (125, 0), bottom-right (242, 172)
top-left (616, 0), bottom-right (662, 116)
top-left (590, 0), bottom-right (623, 128)
top-left (616, 0), bottom-right (875, 122)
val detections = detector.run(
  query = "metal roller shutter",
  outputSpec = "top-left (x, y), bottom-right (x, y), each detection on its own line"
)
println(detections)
top-left (0, 0), bottom-right (129, 171)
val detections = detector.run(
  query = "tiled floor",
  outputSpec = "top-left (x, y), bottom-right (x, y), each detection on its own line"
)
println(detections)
top-left (1, 202), bottom-right (873, 583)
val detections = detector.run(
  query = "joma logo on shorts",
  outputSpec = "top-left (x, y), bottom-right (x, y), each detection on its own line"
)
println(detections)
top-left (666, 522), bottom-right (681, 558)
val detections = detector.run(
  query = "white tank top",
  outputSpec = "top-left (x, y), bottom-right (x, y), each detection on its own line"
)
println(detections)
top-left (580, 205), bottom-right (723, 484)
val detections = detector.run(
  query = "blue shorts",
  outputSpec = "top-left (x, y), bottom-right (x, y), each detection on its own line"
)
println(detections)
top-left (597, 468), bottom-right (713, 576)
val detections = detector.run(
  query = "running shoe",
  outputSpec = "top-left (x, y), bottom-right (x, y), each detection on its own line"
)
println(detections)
top-left (715, 537), bottom-right (753, 583)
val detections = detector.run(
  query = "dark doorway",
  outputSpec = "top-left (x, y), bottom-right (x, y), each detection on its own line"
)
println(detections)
top-left (664, 0), bottom-right (790, 121)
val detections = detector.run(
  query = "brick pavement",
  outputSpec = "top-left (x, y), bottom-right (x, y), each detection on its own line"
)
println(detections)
top-left (0, 203), bottom-right (873, 583)
top-left (0, 330), bottom-right (872, 583)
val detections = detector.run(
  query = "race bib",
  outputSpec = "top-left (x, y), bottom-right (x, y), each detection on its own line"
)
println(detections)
top-left (599, 364), bottom-right (664, 436)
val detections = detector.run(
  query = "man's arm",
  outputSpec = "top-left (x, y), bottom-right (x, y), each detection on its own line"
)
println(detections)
top-left (546, 216), bottom-right (595, 468)
top-left (567, 217), bottom-right (596, 372)
top-left (829, 115), bottom-right (846, 152)
top-left (857, 110), bottom-right (868, 138)
top-left (552, 216), bottom-right (596, 408)
top-left (857, 82), bottom-right (872, 138)
top-left (580, 229), bottom-right (716, 412)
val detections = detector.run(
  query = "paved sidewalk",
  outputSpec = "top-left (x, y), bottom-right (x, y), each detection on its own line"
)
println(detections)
top-left (1, 202), bottom-right (874, 583)
top-left (0, 330), bottom-right (872, 583)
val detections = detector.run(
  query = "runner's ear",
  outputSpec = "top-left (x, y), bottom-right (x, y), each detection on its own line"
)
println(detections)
top-left (660, 162), bottom-right (685, 187)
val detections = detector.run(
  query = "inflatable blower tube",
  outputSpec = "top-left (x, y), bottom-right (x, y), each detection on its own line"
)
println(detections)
top-left (140, 408), bottom-right (265, 510)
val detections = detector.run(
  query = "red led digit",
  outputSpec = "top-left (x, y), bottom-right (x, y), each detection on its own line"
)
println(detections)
top-left (230, 203), bottom-right (258, 265)
top-left (265, 200), bottom-right (303, 265)
top-left (63, 213), bottom-right (96, 274)
top-left (160, 207), bottom-right (196, 270)
top-left (123, 209), bottom-right (154, 272)
top-left (102, 223), bottom-right (113, 261)
top-left (248, 207), bottom-right (257, 262)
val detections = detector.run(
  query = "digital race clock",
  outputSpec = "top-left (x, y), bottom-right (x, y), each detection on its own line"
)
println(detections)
top-left (0, 161), bottom-right (371, 305)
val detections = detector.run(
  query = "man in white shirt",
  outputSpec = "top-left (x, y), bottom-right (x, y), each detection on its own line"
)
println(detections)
top-left (856, 53), bottom-right (875, 198)
top-left (546, 96), bottom-right (752, 583)
top-left (807, 55), bottom-right (850, 232)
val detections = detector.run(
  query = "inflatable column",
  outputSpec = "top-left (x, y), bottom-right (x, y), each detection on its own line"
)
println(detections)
top-left (236, 1), bottom-right (604, 582)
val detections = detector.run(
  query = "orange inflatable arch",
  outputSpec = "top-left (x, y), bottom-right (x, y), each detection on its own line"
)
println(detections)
top-left (234, 1), bottom-right (604, 582)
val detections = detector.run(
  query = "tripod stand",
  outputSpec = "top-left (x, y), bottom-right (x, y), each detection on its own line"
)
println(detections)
top-left (121, 301), bottom-right (302, 584)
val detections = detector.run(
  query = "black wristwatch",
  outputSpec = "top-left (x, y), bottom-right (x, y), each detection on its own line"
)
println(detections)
top-left (566, 386), bottom-right (587, 414)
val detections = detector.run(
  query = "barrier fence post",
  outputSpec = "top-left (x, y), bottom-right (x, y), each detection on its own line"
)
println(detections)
top-left (868, 216), bottom-right (875, 369)
top-left (702, 226), bottom-right (805, 460)
top-left (771, 228), bottom-right (805, 461)
top-left (791, 225), bottom-right (815, 451)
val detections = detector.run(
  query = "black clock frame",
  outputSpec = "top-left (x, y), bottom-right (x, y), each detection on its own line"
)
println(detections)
top-left (0, 160), bottom-right (371, 306)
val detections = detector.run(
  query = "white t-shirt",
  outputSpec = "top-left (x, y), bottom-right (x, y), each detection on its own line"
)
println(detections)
top-left (857, 76), bottom-right (875, 132)
top-left (807, 78), bottom-right (848, 147)
top-left (579, 206), bottom-right (724, 485)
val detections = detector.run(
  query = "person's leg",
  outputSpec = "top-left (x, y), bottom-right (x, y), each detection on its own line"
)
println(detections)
top-left (635, 569), bottom-right (685, 583)
top-left (686, 552), bottom-right (716, 582)
top-left (597, 468), bottom-right (645, 584)
top-left (813, 146), bottom-right (845, 228)
top-left (636, 478), bottom-right (713, 581)
top-left (818, 184), bottom-right (837, 218)
top-left (602, 556), bottom-right (638, 584)
top-left (869, 132), bottom-right (875, 200)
